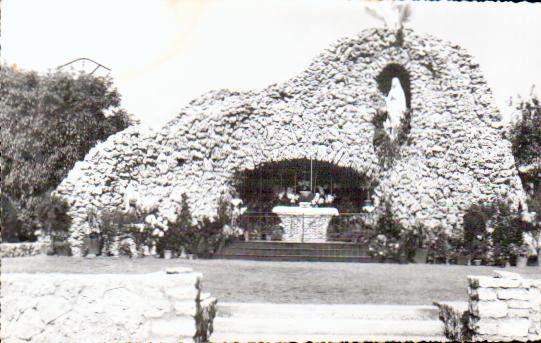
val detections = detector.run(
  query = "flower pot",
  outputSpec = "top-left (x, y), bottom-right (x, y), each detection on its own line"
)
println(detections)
top-left (456, 255), bottom-right (471, 266)
top-left (516, 255), bottom-right (528, 268)
top-left (179, 247), bottom-right (187, 259)
top-left (413, 248), bottom-right (429, 264)
top-left (163, 249), bottom-right (172, 260)
top-left (53, 241), bottom-right (71, 256)
top-left (473, 259), bottom-right (482, 266)
top-left (271, 229), bottom-right (282, 241)
top-left (87, 233), bottom-right (101, 257)
top-left (398, 252), bottom-right (409, 264)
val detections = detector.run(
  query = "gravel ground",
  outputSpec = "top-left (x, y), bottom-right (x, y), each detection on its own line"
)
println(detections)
top-left (3, 256), bottom-right (541, 305)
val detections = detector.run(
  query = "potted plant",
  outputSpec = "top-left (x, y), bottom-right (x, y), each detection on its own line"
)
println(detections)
top-left (163, 249), bottom-right (173, 259)
top-left (456, 247), bottom-right (472, 265)
top-left (271, 227), bottom-right (283, 241)
top-left (368, 234), bottom-right (389, 262)
top-left (515, 244), bottom-right (529, 268)
top-left (411, 224), bottom-right (429, 264)
top-left (87, 231), bottom-right (101, 257)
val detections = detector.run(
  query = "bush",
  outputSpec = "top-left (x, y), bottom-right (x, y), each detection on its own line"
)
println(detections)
top-left (368, 202), bottom-right (404, 261)
top-left (427, 226), bottom-right (452, 263)
top-left (1, 194), bottom-right (23, 242)
top-left (34, 194), bottom-right (72, 255)
top-left (463, 201), bottom-right (526, 265)
top-left (157, 194), bottom-right (193, 257)
top-left (89, 208), bottom-right (153, 257)
top-left (164, 196), bottom-right (233, 258)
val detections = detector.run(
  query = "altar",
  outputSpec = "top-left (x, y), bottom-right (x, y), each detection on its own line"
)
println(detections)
top-left (272, 205), bottom-right (339, 242)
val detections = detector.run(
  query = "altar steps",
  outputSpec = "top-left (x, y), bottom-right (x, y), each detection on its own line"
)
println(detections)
top-left (214, 241), bottom-right (374, 263)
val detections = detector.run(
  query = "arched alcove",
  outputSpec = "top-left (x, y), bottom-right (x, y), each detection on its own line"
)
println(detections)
top-left (232, 159), bottom-right (376, 213)
top-left (376, 63), bottom-right (412, 109)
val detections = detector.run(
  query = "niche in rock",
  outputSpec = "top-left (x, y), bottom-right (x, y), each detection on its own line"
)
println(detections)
top-left (376, 63), bottom-right (411, 109)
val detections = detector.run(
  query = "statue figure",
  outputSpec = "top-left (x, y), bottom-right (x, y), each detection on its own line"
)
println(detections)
top-left (124, 181), bottom-right (138, 213)
top-left (384, 77), bottom-right (407, 140)
top-left (365, 0), bottom-right (412, 31)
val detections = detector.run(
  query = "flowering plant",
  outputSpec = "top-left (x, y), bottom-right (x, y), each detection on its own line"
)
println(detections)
top-left (368, 233), bottom-right (400, 260)
top-left (275, 181), bottom-right (336, 207)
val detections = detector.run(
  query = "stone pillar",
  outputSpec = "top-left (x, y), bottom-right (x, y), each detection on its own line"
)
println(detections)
top-left (467, 272), bottom-right (541, 341)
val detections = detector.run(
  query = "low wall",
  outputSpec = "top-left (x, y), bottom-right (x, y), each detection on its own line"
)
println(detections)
top-left (0, 268), bottom-right (217, 343)
top-left (436, 272), bottom-right (541, 341)
top-left (468, 272), bottom-right (541, 341)
top-left (0, 242), bottom-right (47, 258)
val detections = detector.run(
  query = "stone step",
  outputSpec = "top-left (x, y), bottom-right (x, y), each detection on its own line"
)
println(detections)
top-left (214, 254), bottom-right (372, 262)
top-left (216, 241), bottom-right (374, 262)
top-left (210, 332), bottom-right (448, 342)
top-left (212, 317), bottom-right (444, 336)
top-left (220, 247), bottom-right (369, 257)
top-left (216, 303), bottom-right (440, 321)
top-left (225, 241), bottom-right (366, 250)
top-left (211, 303), bottom-right (445, 341)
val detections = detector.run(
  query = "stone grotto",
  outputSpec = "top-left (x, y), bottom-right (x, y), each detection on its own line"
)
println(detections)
top-left (55, 28), bottom-right (526, 257)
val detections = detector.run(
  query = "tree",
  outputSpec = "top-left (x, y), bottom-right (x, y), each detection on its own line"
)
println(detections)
top-left (509, 94), bottom-right (541, 259)
top-left (0, 65), bottom-right (133, 240)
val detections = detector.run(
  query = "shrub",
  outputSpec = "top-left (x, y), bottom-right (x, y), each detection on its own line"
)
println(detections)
top-left (157, 193), bottom-right (193, 256)
top-left (189, 197), bottom-right (233, 258)
top-left (463, 200), bottom-right (526, 265)
top-left (1, 194), bottom-right (23, 242)
top-left (427, 226), bottom-right (452, 263)
top-left (34, 193), bottom-right (72, 254)
top-left (368, 202), bottom-right (404, 261)
top-left (91, 209), bottom-right (151, 257)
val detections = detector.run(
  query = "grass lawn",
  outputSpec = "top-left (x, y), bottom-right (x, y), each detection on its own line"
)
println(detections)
top-left (3, 256), bottom-right (541, 305)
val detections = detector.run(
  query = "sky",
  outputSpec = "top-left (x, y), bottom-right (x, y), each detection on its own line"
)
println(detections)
top-left (2, 0), bottom-right (541, 128)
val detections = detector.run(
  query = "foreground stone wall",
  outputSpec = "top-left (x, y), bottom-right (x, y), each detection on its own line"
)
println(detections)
top-left (0, 242), bottom-right (47, 258)
top-left (56, 28), bottom-right (526, 256)
top-left (0, 268), bottom-right (217, 343)
top-left (467, 272), bottom-right (541, 341)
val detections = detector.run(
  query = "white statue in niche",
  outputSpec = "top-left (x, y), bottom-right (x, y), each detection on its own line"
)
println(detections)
top-left (384, 77), bottom-right (407, 140)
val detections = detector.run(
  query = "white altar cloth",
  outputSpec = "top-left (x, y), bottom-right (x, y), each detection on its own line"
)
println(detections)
top-left (271, 206), bottom-right (339, 242)
top-left (271, 206), bottom-right (339, 216)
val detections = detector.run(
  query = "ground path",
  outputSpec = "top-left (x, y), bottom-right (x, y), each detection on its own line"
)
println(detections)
top-left (3, 256), bottom-right (541, 305)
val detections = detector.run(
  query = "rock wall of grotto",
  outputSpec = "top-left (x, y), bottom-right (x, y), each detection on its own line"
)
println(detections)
top-left (56, 28), bottom-right (526, 256)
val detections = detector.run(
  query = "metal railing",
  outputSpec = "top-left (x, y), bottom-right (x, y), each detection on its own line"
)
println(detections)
top-left (237, 212), bottom-right (374, 243)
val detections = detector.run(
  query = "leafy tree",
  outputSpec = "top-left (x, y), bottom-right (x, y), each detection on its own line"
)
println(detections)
top-left (0, 65), bottom-right (132, 240)
top-left (510, 95), bottom-right (541, 211)
top-left (510, 95), bottom-right (541, 170)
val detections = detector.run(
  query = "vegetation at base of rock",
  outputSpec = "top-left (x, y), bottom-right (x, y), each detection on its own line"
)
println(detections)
top-left (86, 194), bottom-right (233, 258)
top-left (35, 194), bottom-right (72, 255)
top-left (368, 202), bottom-right (405, 260)
top-left (462, 200), bottom-right (532, 266)
top-left (371, 108), bottom-right (412, 169)
top-left (0, 65), bottom-right (132, 242)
